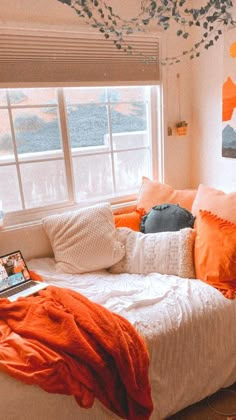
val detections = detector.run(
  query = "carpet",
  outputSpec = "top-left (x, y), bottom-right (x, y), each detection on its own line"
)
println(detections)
top-left (169, 383), bottom-right (236, 419)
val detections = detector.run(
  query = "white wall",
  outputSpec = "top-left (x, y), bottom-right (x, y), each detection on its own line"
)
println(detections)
top-left (161, 30), bottom-right (193, 189)
top-left (191, 7), bottom-right (236, 192)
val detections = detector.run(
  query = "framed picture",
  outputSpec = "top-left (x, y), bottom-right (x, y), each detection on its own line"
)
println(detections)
top-left (222, 30), bottom-right (236, 158)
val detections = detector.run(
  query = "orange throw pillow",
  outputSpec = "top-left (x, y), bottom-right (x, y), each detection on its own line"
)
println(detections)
top-left (114, 208), bottom-right (146, 231)
top-left (192, 184), bottom-right (236, 224)
top-left (137, 177), bottom-right (196, 212)
top-left (194, 210), bottom-right (236, 299)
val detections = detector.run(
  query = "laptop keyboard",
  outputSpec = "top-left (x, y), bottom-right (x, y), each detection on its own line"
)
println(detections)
top-left (0, 280), bottom-right (37, 298)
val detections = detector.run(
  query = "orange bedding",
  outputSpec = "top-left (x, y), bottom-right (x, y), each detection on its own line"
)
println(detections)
top-left (0, 286), bottom-right (153, 420)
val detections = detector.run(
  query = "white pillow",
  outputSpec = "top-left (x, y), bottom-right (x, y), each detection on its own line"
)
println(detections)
top-left (109, 227), bottom-right (196, 278)
top-left (42, 203), bottom-right (125, 274)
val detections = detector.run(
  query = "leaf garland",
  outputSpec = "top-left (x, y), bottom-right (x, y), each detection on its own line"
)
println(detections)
top-left (57, 0), bottom-right (236, 64)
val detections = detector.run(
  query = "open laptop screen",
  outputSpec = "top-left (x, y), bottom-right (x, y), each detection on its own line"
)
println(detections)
top-left (0, 250), bottom-right (31, 292)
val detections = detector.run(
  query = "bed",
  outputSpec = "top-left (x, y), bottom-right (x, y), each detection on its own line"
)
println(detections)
top-left (0, 256), bottom-right (235, 420)
top-left (0, 180), bottom-right (235, 420)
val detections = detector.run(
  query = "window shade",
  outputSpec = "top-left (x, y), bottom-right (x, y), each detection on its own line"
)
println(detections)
top-left (0, 28), bottom-right (160, 87)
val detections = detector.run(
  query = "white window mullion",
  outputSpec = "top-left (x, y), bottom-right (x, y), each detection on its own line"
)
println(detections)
top-left (150, 86), bottom-right (160, 180)
top-left (6, 91), bottom-right (26, 210)
top-left (71, 145), bottom-right (149, 159)
top-left (107, 88), bottom-right (116, 194)
top-left (57, 88), bottom-right (75, 203)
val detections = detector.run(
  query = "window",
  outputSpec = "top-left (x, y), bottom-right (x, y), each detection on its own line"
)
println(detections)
top-left (0, 86), bottom-right (160, 225)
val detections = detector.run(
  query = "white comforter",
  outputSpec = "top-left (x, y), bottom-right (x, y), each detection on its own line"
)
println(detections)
top-left (1, 257), bottom-right (236, 420)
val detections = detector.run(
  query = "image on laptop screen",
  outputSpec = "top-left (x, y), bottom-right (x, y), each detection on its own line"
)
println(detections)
top-left (0, 251), bottom-right (31, 293)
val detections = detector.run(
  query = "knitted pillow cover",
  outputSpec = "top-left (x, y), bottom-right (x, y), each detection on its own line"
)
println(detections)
top-left (109, 227), bottom-right (196, 278)
top-left (42, 203), bottom-right (125, 274)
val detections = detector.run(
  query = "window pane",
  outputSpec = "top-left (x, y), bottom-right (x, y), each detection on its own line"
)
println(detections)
top-left (8, 88), bottom-right (57, 106)
top-left (12, 107), bottom-right (62, 156)
top-left (108, 86), bottom-right (148, 102)
top-left (111, 103), bottom-right (148, 150)
top-left (64, 87), bottom-right (106, 104)
top-left (0, 110), bottom-right (15, 160)
top-left (67, 104), bottom-right (108, 148)
top-left (0, 166), bottom-right (22, 212)
top-left (112, 131), bottom-right (149, 151)
top-left (73, 154), bottom-right (113, 201)
top-left (114, 150), bottom-right (151, 193)
top-left (20, 161), bottom-right (67, 208)
top-left (0, 85), bottom-right (157, 221)
top-left (0, 90), bottom-right (7, 106)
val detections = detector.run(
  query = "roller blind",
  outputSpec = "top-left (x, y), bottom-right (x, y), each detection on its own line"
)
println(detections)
top-left (0, 28), bottom-right (160, 87)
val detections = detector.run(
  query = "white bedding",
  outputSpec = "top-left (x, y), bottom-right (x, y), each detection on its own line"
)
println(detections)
top-left (1, 257), bottom-right (236, 420)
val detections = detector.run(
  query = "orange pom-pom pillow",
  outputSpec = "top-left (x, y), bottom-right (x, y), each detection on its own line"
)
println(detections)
top-left (137, 177), bottom-right (196, 212)
top-left (194, 210), bottom-right (236, 299)
top-left (114, 208), bottom-right (146, 231)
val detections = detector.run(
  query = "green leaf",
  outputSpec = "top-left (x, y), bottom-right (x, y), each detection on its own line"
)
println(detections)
top-left (151, 1), bottom-right (157, 10)
top-left (57, 0), bottom-right (71, 5)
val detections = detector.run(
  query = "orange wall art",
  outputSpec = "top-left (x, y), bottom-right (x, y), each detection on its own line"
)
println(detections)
top-left (222, 31), bottom-right (236, 158)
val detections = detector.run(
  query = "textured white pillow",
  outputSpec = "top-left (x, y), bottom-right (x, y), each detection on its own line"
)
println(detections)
top-left (109, 227), bottom-right (196, 278)
top-left (42, 203), bottom-right (125, 274)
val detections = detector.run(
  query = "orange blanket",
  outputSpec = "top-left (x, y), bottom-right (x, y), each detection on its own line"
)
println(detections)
top-left (0, 286), bottom-right (153, 420)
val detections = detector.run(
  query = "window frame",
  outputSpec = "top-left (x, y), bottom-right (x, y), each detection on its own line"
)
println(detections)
top-left (0, 85), bottom-right (162, 228)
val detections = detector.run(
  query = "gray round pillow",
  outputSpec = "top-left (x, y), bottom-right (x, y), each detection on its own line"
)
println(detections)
top-left (140, 203), bottom-right (195, 233)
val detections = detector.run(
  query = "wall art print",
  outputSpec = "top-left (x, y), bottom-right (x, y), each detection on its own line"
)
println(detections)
top-left (222, 30), bottom-right (236, 158)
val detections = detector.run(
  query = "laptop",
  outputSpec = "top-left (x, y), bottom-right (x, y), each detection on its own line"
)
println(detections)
top-left (0, 250), bottom-right (48, 302)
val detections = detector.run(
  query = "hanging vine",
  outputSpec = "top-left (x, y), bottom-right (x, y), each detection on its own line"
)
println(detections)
top-left (57, 0), bottom-right (236, 64)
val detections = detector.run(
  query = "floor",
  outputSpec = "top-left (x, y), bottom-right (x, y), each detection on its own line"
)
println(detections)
top-left (168, 383), bottom-right (236, 420)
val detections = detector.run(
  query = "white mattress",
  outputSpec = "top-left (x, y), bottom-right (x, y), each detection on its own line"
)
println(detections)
top-left (1, 257), bottom-right (236, 420)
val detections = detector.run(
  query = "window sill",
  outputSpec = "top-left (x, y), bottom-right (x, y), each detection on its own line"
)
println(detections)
top-left (2, 195), bottom-right (138, 230)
